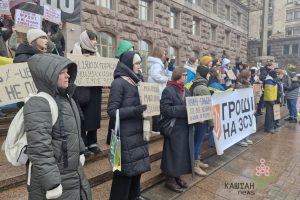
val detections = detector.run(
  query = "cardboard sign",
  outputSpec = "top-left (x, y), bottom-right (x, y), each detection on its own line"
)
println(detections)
top-left (253, 84), bottom-right (263, 103)
top-left (67, 54), bottom-right (118, 87)
top-left (226, 69), bottom-right (237, 80)
top-left (0, 63), bottom-right (37, 106)
top-left (138, 82), bottom-right (160, 117)
top-left (274, 104), bottom-right (281, 120)
top-left (186, 95), bottom-right (213, 124)
top-left (212, 88), bottom-right (256, 155)
top-left (0, 0), bottom-right (10, 15)
top-left (43, 4), bottom-right (61, 24)
top-left (15, 9), bottom-right (42, 33)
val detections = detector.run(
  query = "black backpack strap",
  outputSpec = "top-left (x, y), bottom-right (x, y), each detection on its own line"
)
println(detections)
top-left (55, 95), bottom-right (68, 168)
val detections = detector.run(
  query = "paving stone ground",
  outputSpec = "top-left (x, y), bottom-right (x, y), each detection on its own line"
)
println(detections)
top-left (143, 121), bottom-right (300, 200)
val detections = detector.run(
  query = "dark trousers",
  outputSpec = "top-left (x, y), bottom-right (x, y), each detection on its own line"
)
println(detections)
top-left (81, 130), bottom-right (97, 148)
top-left (257, 95), bottom-right (264, 114)
top-left (152, 115), bottom-right (160, 132)
top-left (287, 99), bottom-right (297, 119)
top-left (265, 102), bottom-right (274, 131)
top-left (109, 173), bottom-right (141, 200)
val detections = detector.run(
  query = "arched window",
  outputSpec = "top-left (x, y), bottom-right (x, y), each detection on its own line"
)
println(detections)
top-left (138, 40), bottom-right (151, 74)
top-left (97, 32), bottom-right (115, 58)
top-left (193, 50), bottom-right (199, 59)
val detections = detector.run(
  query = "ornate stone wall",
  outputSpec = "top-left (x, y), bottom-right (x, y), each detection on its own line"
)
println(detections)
top-left (81, 0), bottom-right (248, 64)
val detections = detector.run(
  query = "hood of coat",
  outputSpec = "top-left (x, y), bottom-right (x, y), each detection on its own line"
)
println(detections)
top-left (114, 52), bottom-right (141, 84)
top-left (147, 56), bottom-right (164, 70)
top-left (116, 40), bottom-right (134, 58)
top-left (27, 53), bottom-right (77, 96)
top-left (15, 43), bottom-right (40, 57)
top-left (193, 73), bottom-right (208, 86)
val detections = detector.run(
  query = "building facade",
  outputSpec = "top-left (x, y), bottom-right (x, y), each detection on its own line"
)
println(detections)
top-left (248, 0), bottom-right (300, 67)
top-left (79, 0), bottom-right (248, 72)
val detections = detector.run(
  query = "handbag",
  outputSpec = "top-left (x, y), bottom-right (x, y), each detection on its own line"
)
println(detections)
top-left (109, 109), bottom-right (121, 172)
top-left (159, 115), bottom-right (176, 138)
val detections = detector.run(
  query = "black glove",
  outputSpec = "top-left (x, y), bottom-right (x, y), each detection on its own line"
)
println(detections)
top-left (209, 125), bottom-right (214, 132)
top-left (135, 105), bottom-right (147, 115)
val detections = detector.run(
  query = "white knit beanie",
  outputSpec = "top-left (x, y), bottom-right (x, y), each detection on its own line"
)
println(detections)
top-left (27, 29), bottom-right (47, 44)
top-left (133, 54), bottom-right (142, 64)
top-left (222, 58), bottom-right (231, 66)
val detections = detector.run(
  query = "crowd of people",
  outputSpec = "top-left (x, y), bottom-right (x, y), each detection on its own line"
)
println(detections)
top-left (1, 12), bottom-right (300, 200)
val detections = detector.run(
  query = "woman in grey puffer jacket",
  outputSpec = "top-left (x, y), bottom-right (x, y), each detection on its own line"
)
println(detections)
top-left (24, 54), bottom-right (92, 200)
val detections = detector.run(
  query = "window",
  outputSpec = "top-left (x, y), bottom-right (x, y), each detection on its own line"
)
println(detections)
top-left (192, 19), bottom-right (200, 35)
top-left (257, 47), bottom-right (261, 56)
top-left (226, 5), bottom-right (230, 21)
top-left (237, 12), bottom-right (241, 26)
top-left (211, 25), bottom-right (217, 41)
top-left (139, 0), bottom-right (148, 20)
top-left (170, 12), bottom-right (176, 29)
top-left (193, 50), bottom-right (199, 58)
top-left (212, 0), bottom-right (217, 14)
top-left (138, 40), bottom-right (151, 73)
top-left (168, 46), bottom-right (178, 64)
top-left (268, 14), bottom-right (273, 25)
top-left (294, 26), bottom-right (300, 35)
top-left (97, 32), bottom-right (115, 58)
top-left (292, 44), bottom-right (299, 54)
top-left (283, 45), bottom-right (290, 55)
top-left (286, 27), bottom-right (293, 36)
top-left (267, 46), bottom-right (271, 56)
top-left (225, 31), bottom-right (230, 46)
top-left (237, 35), bottom-right (240, 48)
top-left (295, 9), bottom-right (300, 19)
top-left (268, 0), bottom-right (273, 12)
top-left (286, 10), bottom-right (294, 21)
top-left (96, 0), bottom-right (112, 9)
top-left (267, 30), bottom-right (272, 38)
top-left (186, 0), bottom-right (201, 6)
top-left (287, 0), bottom-right (294, 4)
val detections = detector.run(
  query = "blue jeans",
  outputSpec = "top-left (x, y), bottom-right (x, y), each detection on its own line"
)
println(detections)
top-left (287, 99), bottom-right (297, 119)
top-left (194, 123), bottom-right (208, 160)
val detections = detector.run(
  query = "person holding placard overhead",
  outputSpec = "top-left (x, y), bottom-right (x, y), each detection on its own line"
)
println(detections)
top-left (72, 30), bottom-right (102, 156)
top-left (160, 68), bottom-right (194, 193)
top-left (107, 51), bottom-right (150, 200)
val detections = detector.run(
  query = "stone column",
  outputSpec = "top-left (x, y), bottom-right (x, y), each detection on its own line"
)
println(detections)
top-left (261, 0), bottom-right (269, 56)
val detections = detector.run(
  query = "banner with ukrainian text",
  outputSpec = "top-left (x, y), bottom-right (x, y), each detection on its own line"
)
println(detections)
top-left (212, 88), bottom-right (256, 155)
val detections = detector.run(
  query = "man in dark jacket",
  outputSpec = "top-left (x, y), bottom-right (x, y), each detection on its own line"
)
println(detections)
top-left (284, 73), bottom-right (300, 123)
top-left (24, 54), bottom-right (92, 200)
top-left (0, 16), bottom-right (14, 57)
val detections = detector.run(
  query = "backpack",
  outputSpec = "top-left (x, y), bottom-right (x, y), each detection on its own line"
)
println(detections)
top-left (2, 92), bottom-right (58, 167)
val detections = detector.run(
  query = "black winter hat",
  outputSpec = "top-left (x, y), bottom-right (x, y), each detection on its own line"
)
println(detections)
top-left (197, 66), bottom-right (209, 78)
top-left (269, 70), bottom-right (278, 79)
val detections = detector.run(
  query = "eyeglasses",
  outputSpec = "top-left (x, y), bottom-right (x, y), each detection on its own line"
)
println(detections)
top-left (182, 73), bottom-right (188, 77)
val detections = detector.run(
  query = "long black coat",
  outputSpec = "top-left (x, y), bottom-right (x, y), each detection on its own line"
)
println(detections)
top-left (107, 52), bottom-right (150, 176)
top-left (160, 84), bottom-right (194, 177)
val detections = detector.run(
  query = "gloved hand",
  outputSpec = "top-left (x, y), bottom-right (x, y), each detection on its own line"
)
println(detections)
top-left (46, 184), bottom-right (62, 199)
top-left (135, 105), bottom-right (147, 116)
top-left (80, 154), bottom-right (85, 166)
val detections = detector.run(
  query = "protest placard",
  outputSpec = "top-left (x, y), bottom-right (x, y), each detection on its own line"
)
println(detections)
top-left (67, 54), bottom-right (118, 87)
top-left (227, 69), bottom-right (237, 80)
top-left (15, 9), bottom-right (42, 33)
top-left (43, 4), bottom-right (61, 24)
top-left (186, 95), bottom-right (212, 124)
top-left (253, 84), bottom-right (263, 103)
top-left (0, 0), bottom-right (10, 15)
top-left (138, 82), bottom-right (160, 117)
top-left (0, 63), bottom-right (37, 106)
top-left (212, 88), bottom-right (256, 155)
top-left (274, 104), bottom-right (281, 120)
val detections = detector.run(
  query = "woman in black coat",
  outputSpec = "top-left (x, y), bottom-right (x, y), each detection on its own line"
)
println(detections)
top-left (72, 31), bottom-right (102, 155)
top-left (107, 51), bottom-right (150, 200)
top-left (160, 68), bottom-right (194, 193)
